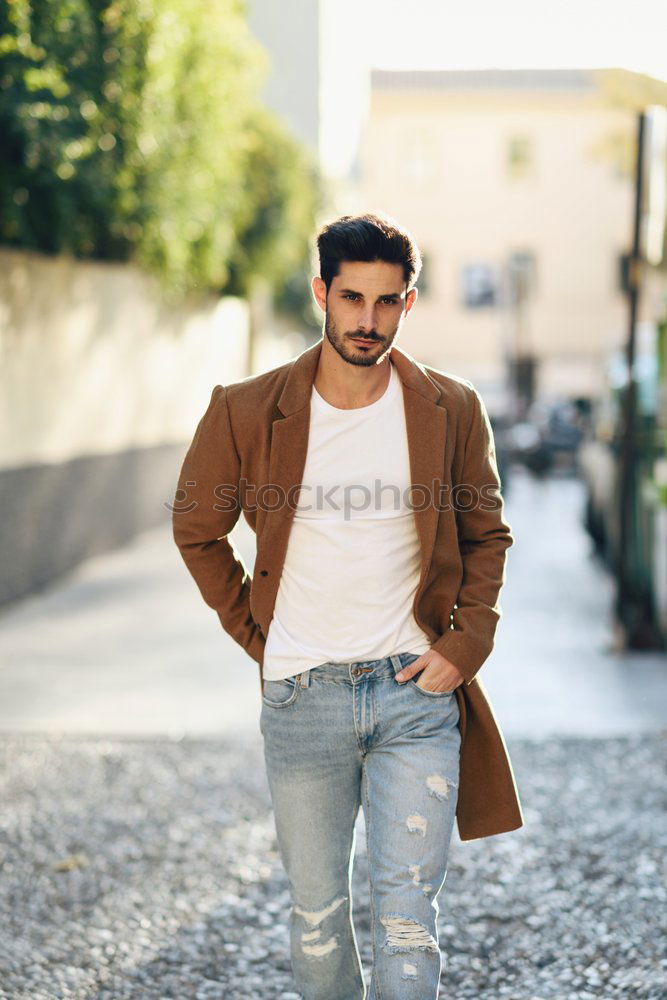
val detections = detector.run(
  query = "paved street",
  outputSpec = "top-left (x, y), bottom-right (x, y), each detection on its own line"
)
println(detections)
top-left (487, 467), bottom-right (667, 737)
top-left (0, 465), bottom-right (665, 739)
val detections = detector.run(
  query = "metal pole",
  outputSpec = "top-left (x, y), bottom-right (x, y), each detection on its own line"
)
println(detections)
top-left (614, 111), bottom-right (645, 642)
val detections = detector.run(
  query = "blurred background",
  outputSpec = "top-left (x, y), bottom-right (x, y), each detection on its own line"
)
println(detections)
top-left (1, 1), bottom-right (666, 997)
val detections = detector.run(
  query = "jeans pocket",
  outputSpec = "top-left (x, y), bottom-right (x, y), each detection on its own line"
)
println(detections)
top-left (409, 678), bottom-right (456, 698)
top-left (395, 652), bottom-right (455, 698)
top-left (261, 675), bottom-right (301, 708)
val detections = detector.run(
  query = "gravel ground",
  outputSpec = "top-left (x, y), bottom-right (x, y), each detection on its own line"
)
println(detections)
top-left (0, 732), bottom-right (665, 1000)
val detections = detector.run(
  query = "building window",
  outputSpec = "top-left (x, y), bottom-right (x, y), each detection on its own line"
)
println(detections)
top-left (507, 136), bottom-right (533, 179)
top-left (461, 263), bottom-right (498, 308)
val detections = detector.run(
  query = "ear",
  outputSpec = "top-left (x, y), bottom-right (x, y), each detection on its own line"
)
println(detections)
top-left (405, 286), bottom-right (418, 316)
top-left (311, 275), bottom-right (327, 313)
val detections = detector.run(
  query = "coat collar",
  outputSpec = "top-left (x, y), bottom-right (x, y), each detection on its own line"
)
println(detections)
top-left (276, 339), bottom-right (442, 415)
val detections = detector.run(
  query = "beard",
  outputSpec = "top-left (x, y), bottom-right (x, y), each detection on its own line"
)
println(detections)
top-left (323, 310), bottom-right (397, 367)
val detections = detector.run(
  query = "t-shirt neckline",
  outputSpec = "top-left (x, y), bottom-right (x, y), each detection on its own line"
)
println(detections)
top-left (312, 360), bottom-right (397, 415)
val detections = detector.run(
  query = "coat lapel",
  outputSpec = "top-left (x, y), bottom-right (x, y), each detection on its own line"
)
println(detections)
top-left (254, 339), bottom-right (448, 633)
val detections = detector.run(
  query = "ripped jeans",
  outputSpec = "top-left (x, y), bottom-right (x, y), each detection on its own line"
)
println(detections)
top-left (259, 650), bottom-right (461, 1000)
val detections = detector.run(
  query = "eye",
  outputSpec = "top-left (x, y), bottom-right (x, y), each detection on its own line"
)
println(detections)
top-left (344, 293), bottom-right (359, 301)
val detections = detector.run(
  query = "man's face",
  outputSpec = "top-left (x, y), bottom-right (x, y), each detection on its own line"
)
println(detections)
top-left (313, 260), bottom-right (417, 367)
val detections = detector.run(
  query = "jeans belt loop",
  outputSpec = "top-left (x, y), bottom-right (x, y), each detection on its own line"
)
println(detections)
top-left (389, 654), bottom-right (403, 675)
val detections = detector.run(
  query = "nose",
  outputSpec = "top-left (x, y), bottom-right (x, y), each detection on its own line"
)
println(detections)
top-left (358, 304), bottom-right (377, 333)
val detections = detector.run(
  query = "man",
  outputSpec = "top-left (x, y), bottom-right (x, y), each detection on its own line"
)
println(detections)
top-left (172, 212), bottom-right (523, 999)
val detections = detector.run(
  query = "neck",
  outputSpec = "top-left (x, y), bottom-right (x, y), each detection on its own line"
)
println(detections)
top-left (314, 338), bottom-right (393, 409)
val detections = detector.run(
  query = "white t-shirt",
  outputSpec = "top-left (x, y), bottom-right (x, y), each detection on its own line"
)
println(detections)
top-left (261, 358), bottom-right (432, 681)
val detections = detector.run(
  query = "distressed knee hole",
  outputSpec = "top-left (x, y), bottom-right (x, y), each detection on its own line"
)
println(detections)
top-left (402, 960), bottom-right (419, 980)
top-left (294, 893), bottom-right (346, 927)
top-left (406, 813), bottom-right (428, 837)
top-left (380, 913), bottom-right (439, 954)
top-left (408, 864), bottom-right (433, 895)
top-left (294, 893), bottom-right (346, 958)
top-left (426, 773), bottom-right (457, 800)
top-left (408, 864), bottom-right (421, 885)
top-left (301, 935), bottom-right (339, 957)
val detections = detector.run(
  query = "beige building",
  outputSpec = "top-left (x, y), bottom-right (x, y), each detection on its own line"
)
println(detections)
top-left (358, 68), bottom-right (649, 416)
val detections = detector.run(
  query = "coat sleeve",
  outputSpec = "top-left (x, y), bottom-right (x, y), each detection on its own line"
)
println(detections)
top-left (171, 384), bottom-right (265, 666)
top-left (429, 384), bottom-right (514, 685)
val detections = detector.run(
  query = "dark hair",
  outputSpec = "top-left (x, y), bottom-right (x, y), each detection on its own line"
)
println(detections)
top-left (316, 212), bottom-right (422, 293)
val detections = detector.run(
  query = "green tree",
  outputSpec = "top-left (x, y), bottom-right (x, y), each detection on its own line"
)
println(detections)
top-left (0, 0), bottom-right (321, 306)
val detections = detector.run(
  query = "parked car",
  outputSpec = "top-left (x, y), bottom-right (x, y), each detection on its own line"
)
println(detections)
top-left (506, 397), bottom-right (589, 475)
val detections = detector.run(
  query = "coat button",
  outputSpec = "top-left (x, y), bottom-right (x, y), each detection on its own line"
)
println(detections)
top-left (259, 570), bottom-right (268, 576)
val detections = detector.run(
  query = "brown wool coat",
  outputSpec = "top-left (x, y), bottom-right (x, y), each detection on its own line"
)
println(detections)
top-left (172, 339), bottom-right (524, 842)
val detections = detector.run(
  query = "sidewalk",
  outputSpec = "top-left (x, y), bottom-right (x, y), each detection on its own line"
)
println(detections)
top-left (0, 512), bottom-right (263, 737)
top-left (487, 466), bottom-right (667, 737)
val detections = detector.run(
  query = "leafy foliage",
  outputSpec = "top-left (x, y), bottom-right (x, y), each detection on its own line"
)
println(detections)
top-left (0, 0), bottom-right (321, 305)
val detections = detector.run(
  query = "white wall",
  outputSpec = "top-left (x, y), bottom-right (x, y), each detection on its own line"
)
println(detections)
top-left (0, 248), bottom-right (251, 469)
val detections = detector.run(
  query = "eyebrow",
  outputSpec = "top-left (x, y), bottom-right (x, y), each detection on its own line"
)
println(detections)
top-left (338, 288), bottom-right (403, 300)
